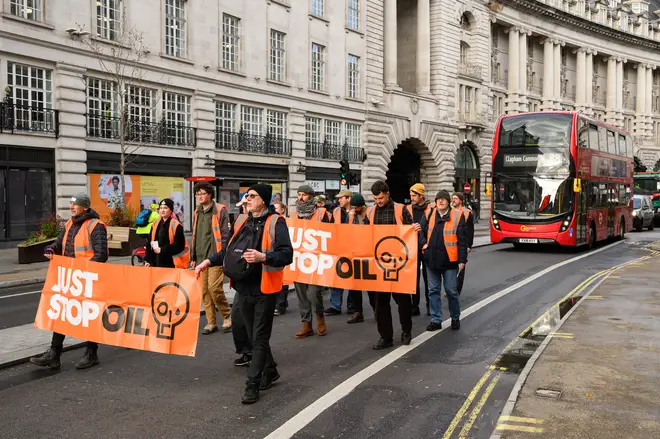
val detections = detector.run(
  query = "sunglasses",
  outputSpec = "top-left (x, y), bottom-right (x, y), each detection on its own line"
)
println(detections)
top-left (246, 193), bottom-right (259, 200)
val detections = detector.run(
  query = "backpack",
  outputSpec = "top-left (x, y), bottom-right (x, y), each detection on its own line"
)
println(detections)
top-left (135, 209), bottom-right (152, 227)
top-left (223, 220), bottom-right (262, 282)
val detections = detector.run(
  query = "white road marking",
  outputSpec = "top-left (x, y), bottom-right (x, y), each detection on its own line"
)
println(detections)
top-left (264, 240), bottom-right (625, 439)
top-left (0, 290), bottom-right (41, 300)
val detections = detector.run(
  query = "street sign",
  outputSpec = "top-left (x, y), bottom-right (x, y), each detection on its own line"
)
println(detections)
top-left (464, 183), bottom-right (471, 194)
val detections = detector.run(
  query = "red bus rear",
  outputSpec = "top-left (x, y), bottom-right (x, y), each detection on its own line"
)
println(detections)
top-left (490, 111), bottom-right (633, 248)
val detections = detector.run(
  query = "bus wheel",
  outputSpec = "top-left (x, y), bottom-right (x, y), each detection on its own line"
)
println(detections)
top-left (588, 224), bottom-right (596, 250)
top-left (619, 218), bottom-right (625, 240)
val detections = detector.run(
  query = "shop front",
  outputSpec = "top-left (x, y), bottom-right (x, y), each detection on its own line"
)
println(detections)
top-left (304, 166), bottom-right (361, 199)
top-left (0, 146), bottom-right (55, 247)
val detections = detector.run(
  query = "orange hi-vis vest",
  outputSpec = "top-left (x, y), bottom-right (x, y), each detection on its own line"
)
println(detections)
top-left (193, 202), bottom-right (227, 253)
top-left (332, 207), bottom-right (348, 223)
top-left (425, 208), bottom-right (461, 262)
top-left (406, 203), bottom-right (432, 222)
top-left (290, 207), bottom-right (328, 222)
top-left (150, 217), bottom-right (190, 269)
top-left (348, 210), bottom-right (368, 225)
top-left (367, 202), bottom-right (404, 225)
top-left (461, 207), bottom-right (472, 221)
top-left (61, 218), bottom-right (107, 259)
top-left (230, 214), bottom-right (284, 294)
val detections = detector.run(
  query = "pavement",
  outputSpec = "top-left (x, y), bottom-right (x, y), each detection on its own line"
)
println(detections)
top-left (493, 241), bottom-right (660, 439)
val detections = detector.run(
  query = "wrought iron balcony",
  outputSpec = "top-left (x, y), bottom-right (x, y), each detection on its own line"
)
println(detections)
top-left (86, 113), bottom-right (196, 147)
top-left (305, 141), bottom-right (365, 162)
top-left (0, 102), bottom-right (59, 136)
top-left (215, 129), bottom-right (292, 156)
top-left (458, 62), bottom-right (483, 81)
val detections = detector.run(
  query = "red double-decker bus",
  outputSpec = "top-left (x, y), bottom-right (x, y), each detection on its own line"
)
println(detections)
top-left (490, 111), bottom-right (633, 248)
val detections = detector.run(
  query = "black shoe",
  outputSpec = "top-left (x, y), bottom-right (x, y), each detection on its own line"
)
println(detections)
top-left (347, 312), bottom-right (364, 324)
top-left (426, 321), bottom-right (442, 332)
top-left (260, 371), bottom-right (281, 390)
top-left (451, 319), bottom-right (461, 330)
top-left (29, 348), bottom-right (61, 369)
top-left (75, 349), bottom-right (99, 370)
top-left (411, 307), bottom-right (421, 316)
top-left (372, 338), bottom-right (394, 350)
top-left (233, 354), bottom-right (252, 367)
top-left (242, 385), bottom-right (260, 404)
top-left (324, 307), bottom-right (341, 316)
top-left (401, 332), bottom-right (412, 346)
top-left (274, 309), bottom-right (286, 316)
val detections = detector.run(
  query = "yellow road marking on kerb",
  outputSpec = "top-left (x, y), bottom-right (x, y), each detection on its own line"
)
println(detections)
top-left (442, 370), bottom-right (492, 439)
top-left (584, 295), bottom-right (603, 300)
top-left (496, 424), bottom-right (545, 433)
top-left (499, 416), bottom-right (545, 424)
top-left (458, 374), bottom-right (502, 439)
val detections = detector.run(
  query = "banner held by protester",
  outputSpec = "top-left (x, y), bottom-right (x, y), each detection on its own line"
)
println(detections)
top-left (34, 256), bottom-right (202, 357)
top-left (283, 218), bottom-right (417, 294)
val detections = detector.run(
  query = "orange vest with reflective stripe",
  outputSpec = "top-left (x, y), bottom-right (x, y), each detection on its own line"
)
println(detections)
top-left (348, 211), bottom-right (368, 225)
top-left (333, 207), bottom-right (348, 224)
top-left (367, 202), bottom-right (404, 224)
top-left (192, 203), bottom-right (227, 253)
top-left (151, 217), bottom-right (190, 269)
top-left (61, 218), bottom-right (106, 259)
top-left (406, 203), bottom-right (432, 222)
top-left (230, 214), bottom-right (284, 294)
top-left (425, 208), bottom-right (461, 262)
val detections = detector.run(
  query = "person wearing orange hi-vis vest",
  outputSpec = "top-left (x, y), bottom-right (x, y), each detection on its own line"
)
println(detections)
top-left (144, 198), bottom-right (189, 268)
top-left (196, 184), bottom-right (293, 405)
top-left (407, 183), bottom-right (433, 316)
top-left (422, 190), bottom-right (468, 332)
top-left (30, 192), bottom-right (108, 371)
top-left (451, 192), bottom-right (474, 295)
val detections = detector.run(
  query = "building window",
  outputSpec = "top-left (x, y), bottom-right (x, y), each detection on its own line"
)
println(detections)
top-left (87, 78), bottom-right (117, 138)
top-left (305, 116), bottom-right (322, 144)
top-left (7, 62), bottom-right (53, 131)
top-left (345, 123), bottom-right (361, 147)
top-left (126, 85), bottom-right (155, 122)
top-left (222, 14), bottom-right (241, 72)
top-left (241, 106), bottom-right (264, 136)
top-left (270, 30), bottom-right (286, 82)
top-left (162, 91), bottom-right (191, 144)
top-left (96, 0), bottom-right (121, 41)
top-left (215, 101), bottom-right (237, 148)
top-left (10, 0), bottom-right (42, 21)
top-left (347, 0), bottom-right (359, 30)
top-left (165, 0), bottom-right (186, 58)
top-left (311, 43), bottom-right (326, 91)
top-left (312, 0), bottom-right (324, 17)
top-left (325, 120), bottom-right (342, 144)
top-left (347, 54), bottom-right (360, 99)
top-left (460, 42), bottom-right (469, 64)
top-left (267, 110), bottom-right (287, 139)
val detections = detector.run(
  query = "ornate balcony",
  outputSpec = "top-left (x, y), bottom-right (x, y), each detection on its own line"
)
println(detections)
top-left (215, 129), bottom-right (292, 156)
top-left (305, 141), bottom-right (365, 162)
top-left (86, 113), bottom-right (196, 147)
top-left (1, 102), bottom-right (59, 136)
top-left (458, 62), bottom-right (483, 81)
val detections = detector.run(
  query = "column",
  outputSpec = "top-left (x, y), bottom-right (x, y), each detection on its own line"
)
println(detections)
top-left (616, 59), bottom-right (624, 121)
top-left (506, 27), bottom-right (520, 113)
top-left (606, 57), bottom-right (617, 124)
top-left (635, 64), bottom-right (646, 136)
top-left (553, 41), bottom-right (561, 108)
top-left (518, 29), bottom-right (528, 109)
top-left (192, 91), bottom-right (216, 178)
top-left (542, 39), bottom-right (554, 110)
top-left (585, 50), bottom-right (594, 114)
top-left (575, 49), bottom-right (586, 110)
top-left (646, 66), bottom-right (654, 137)
top-left (384, 0), bottom-right (398, 89)
top-left (416, 0), bottom-right (430, 94)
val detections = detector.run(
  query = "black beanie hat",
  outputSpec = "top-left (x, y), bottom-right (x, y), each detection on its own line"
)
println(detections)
top-left (435, 190), bottom-right (451, 202)
top-left (249, 183), bottom-right (273, 205)
top-left (159, 198), bottom-right (175, 211)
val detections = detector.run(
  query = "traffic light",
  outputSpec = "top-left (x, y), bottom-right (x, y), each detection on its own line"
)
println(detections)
top-left (339, 160), bottom-right (350, 186)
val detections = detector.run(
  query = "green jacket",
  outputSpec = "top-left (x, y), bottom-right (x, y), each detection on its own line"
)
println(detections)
top-left (136, 211), bottom-right (160, 235)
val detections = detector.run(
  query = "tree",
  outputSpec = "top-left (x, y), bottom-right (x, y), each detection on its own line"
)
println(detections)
top-left (634, 156), bottom-right (647, 172)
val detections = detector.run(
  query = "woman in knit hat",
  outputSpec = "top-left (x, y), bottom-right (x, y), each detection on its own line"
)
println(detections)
top-left (144, 198), bottom-right (189, 268)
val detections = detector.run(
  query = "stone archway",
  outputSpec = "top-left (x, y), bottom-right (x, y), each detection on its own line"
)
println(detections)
top-left (386, 140), bottom-right (422, 203)
top-left (454, 141), bottom-right (480, 201)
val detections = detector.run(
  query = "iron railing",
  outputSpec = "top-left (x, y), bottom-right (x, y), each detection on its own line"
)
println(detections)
top-left (0, 102), bottom-right (59, 136)
top-left (86, 113), bottom-right (196, 147)
top-left (215, 130), bottom-right (292, 156)
top-left (305, 141), bottom-right (365, 162)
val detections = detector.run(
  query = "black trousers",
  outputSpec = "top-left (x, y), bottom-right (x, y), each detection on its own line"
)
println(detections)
top-left (346, 290), bottom-right (364, 314)
top-left (412, 257), bottom-right (429, 309)
top-left (51, 333), bottom-right (97, 353)
top-left (457, 265), bottom-right (466, 295)
top-left (275, 285), bottom-right (289, 312)
top-left (373, 292), bottom-right (413, 342)
top-left (231, 299), bottom-right (252, 355)
top-left (236, 292), bottom-right (278, 386)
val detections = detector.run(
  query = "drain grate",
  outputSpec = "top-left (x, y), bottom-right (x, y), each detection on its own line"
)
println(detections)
top-left (535, 388), bottom-right (562, 398)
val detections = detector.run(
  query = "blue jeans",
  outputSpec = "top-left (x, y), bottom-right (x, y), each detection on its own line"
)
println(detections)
top-left (331, 288), bottom-right (363, 313)
top-left (426, 267), bottom-right (460, 323)
top-left (330, 288), bottom-right (344, 311)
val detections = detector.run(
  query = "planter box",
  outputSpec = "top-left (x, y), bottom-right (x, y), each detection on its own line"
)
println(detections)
top-left (107, 227), bottom-right (143, 256)
top-left (17, 238), bottom-right (57, 264)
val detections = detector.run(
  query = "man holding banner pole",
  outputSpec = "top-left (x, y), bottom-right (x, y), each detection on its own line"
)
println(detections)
top-left (30, 192), bottom-right (108, 370)
top-left (325, 189), bottom-right (353, 316)
top-left (407, 183), bottom-right (432, 317)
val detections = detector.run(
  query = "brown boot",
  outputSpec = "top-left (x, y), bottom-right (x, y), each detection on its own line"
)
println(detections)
top-left (296, 321), bottom-right (314, 339)
top-left (317, 314), bottom-right (327, 336)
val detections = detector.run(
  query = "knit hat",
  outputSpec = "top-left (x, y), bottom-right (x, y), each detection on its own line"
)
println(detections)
top-left (297, 184), bottom-right (315, 195)
top-left (70, 192), bottom-right (91, 209)
top-left (410, 183), bottom-right (425, 196)
top-left (350, 194), bottom-right (366, 207)
top-left (453, 192), bottom-right (465, 203)
top-left (249, 183), bottom-right (273, 205)
top-left (159, 198), bottom-right (175, 211)
top-left (435, 190), bottom-right (451, 202)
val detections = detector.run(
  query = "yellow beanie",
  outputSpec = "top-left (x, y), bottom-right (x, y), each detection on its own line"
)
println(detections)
top-left (410, 183), bottom-right (425, 196)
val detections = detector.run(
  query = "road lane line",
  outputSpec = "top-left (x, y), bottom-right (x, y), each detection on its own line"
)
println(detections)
top-left (499, 416), bottom-right (545, 424)
top-left (458, 373), bottom-right (502, 439)
top-left (442, 370), bottom-right (493, 439)
top-left (264, 240), bottom-right (625, 439)
top-left (495, 424), bottom-right (544, 433)
top-left (0, 290), bottom-right (41, 300)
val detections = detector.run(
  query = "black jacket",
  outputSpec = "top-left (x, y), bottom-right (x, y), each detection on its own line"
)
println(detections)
top-left (144, 217), bottom-right (186, 268)
top-left (423, 208), bottom-right (468, 272)
top-left (410, 201), bottom-right (431, 254)
top-left (47, 209), bottom-right (108, 263)
top-left (464, 208), bottom-right (475, 249)
top-left (210, 212), bottom-right (293, 296)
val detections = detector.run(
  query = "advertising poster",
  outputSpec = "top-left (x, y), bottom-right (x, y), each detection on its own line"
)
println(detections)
top-left (270, 183), bottom-right (283, 204)
top-left (89, 174), bottom-right (141, 221)
top-left (140, 177), bottom-right (185, 224)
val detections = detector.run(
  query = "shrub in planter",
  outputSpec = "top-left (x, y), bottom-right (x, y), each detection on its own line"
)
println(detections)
top-left (106, 207), bottom-right (136, 227)
top-left (18, 214), bottom-right (65, 264)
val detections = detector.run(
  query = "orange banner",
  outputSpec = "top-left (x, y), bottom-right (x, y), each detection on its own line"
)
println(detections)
top-left (283, 218), bottom-right (418, 294)
top-left (34, 256), bottom-right (202, 357)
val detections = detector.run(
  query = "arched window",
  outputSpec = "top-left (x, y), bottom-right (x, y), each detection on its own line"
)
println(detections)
top-left (460, 12), bottom-right (472, 30)
top-left (455, 144), bottom-right (478, 170)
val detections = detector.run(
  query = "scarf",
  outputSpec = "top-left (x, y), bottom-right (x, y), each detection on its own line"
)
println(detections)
top-left (296, 199), bottom-right (317, 219)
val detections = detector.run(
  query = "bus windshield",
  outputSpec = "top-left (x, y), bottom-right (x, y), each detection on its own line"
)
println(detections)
top-left (633, 177), bottom-right (660, 195)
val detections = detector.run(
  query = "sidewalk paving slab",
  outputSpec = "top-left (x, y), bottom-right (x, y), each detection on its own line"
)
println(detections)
top-left (494, 253), bottom-right (660, 439)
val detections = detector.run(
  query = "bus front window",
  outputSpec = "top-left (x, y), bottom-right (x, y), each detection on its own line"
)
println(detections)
top-left (494, 176), bottom-right (574, 218)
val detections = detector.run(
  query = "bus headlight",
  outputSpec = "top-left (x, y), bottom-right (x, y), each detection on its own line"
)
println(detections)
top-left (492, 215), bottom-right (500, 230)
top-left (560, 216), bottom-right (572, 232)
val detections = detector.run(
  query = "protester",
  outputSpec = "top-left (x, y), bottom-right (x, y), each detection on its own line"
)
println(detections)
top-left (30, 192), bottom-right (108, 370)
top-left (144, 198), bottom-right (188, 268)
top-left (135, 203), bottom-right (160, 244)
top-left (345, 193), bottom-right (369, 324)
top-left (273, 202), bottom-right (289, 316)
top-left (191, 182), bottom-right (232, 335)
top-left (196, 184), bottom-right (293, 404)
top-left (406, 183), bottom-right (432, 316)
top-left (423, 190), bottom-right (468, 332)
top-left (293, 185), bottom-right (331, 338)
top-left (314, 195), bottom-right (326, 209)
top-left (452, 192), bottom-right (475, 295)
top-left (367, 180), bottom-right (421, 349)
top-left (326, 190), bottom-right (353, 316)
